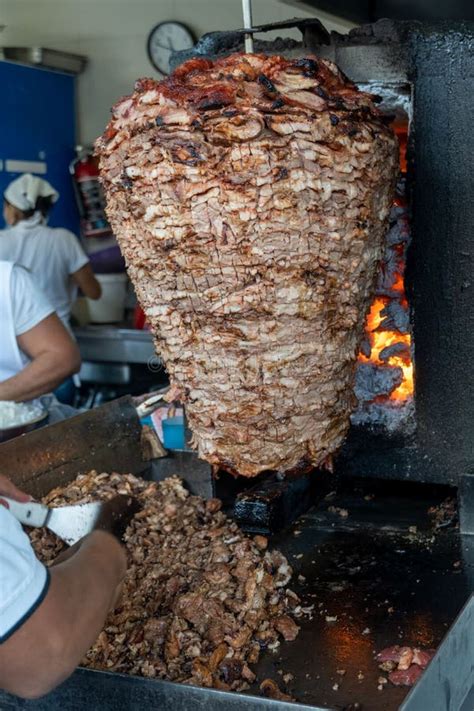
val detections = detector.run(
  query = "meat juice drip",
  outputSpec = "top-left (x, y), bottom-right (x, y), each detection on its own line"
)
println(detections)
top-left (353, 124), bottom-right (414, 432)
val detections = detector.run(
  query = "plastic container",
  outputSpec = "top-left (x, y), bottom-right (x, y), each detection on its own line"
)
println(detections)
top-left (86, 272), bottom-right (128, 323)
top-left (162, 416), bottom-right (185, 450)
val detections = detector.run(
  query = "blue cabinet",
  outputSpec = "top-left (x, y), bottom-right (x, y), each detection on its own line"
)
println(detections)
top-left (0, 60), bottom-right (79, 233)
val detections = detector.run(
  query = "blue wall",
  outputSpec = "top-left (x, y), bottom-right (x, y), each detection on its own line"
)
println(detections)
top-left (0, 61), bottom-right (79, 234)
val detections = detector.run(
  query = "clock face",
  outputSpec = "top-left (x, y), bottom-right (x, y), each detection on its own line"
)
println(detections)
top-left (147, 21), bottom-right (195, 75)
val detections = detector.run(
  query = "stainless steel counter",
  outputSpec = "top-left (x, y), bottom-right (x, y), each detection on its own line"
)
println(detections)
top-left (74, 326), bottom-right (157, 365)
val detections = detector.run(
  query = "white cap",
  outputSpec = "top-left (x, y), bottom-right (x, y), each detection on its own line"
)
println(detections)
top-left (4, 173), bottom-right (59, 212)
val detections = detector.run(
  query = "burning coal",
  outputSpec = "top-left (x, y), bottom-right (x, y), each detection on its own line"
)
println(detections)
top-left (352, 170), bottom-right (414, 432)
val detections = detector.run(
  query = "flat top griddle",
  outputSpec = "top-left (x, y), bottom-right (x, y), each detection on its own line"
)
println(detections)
top-left (249, 479), bottom-right (471, 710)
top-left (0, 477), bottom-right (470, 711)
top-left (0, 399), bottom-right (471, 710)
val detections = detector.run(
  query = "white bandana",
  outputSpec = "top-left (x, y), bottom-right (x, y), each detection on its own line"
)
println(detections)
top-left (4, 173), bottom-right (59, 212)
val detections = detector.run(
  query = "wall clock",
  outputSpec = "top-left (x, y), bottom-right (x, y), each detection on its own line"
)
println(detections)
top-left (147, 21), bottom-right (196, 75)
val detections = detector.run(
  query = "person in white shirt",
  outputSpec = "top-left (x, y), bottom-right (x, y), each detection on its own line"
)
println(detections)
top-left (0, 260), bottom-right (80, 403)
top-left (0, 473), bottom-right (134, 699)
top-left (0, 173), bottom-right (102, 331)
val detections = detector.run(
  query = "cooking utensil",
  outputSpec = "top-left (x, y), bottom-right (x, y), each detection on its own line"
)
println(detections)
top-left (135, 386), bottom-right (171, 418)
top-left (3, 498), bottom-right (102, 545)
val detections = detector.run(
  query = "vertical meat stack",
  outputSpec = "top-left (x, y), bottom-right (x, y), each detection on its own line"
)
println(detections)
top-left (97, 53), bottom-right (399, 476)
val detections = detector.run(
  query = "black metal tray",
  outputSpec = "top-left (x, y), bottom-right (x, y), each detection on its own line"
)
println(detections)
top-left (1, 403), bottom-right (473, 710)
top-left (1, 470), bottom-right (473, 710)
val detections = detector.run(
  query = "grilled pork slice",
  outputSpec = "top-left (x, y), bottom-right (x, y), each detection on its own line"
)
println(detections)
top-left (97, 53), bottom-right (398, 477)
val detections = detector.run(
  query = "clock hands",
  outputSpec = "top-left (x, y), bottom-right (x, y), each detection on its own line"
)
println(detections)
top-left (164, 34), bottom-right (176, 51)
top-left (153, 41), bottom-right (173, 52)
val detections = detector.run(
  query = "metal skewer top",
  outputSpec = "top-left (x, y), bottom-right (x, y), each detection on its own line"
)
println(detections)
top-left (242, 0), bottom-right (254, 53)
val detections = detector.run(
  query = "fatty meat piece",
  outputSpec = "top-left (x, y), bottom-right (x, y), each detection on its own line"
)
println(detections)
top-left (388, 665), bottom-right (423, 687)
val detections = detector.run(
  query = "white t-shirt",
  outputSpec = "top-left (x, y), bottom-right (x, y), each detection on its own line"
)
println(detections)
top-left (0, 262), bottom-right (55, 383)
top-left (11, 264), bottom-right (54, 336)
top-left (0, 214), bottom-right (89, 328)
top-left (0, 505), bottom-right (49, 642)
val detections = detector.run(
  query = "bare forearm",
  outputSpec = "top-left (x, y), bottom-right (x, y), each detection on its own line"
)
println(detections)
top-left (0, 352), bottom-right (79, 401)
top-left (47, 533), bottom-right (125, 669)
top-left (0, 531), bottom-right (126, 699)
top-left (72, 264), bottom-right (102, 300)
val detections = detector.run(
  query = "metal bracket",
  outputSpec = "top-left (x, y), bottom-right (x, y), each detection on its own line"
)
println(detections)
top-left (170, 18), bottom-right (330, 71)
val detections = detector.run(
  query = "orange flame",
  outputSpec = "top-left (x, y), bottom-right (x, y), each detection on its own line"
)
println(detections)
top-left (357, 121), bottom-right (414, 404)
top-left (359, 297), bottom-right (414, 402)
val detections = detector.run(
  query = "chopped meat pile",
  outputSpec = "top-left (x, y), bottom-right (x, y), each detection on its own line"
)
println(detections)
top-left (96, 52), bottom-right (399, 478)
top-left (29, 471), bottom-right (301, 691)
top-left (376, 645), bottom-right (435, 687)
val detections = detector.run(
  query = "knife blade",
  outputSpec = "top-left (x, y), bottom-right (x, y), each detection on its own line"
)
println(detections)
top-left (3, 498), bottom-right (102, 545)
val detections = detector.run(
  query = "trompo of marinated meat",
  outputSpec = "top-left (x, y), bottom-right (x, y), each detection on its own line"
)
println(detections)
top-left (97, 53), bottom-right (399, 477)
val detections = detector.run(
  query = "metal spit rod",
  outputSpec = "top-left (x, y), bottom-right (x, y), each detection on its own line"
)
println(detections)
top-left (242, 0), bottom-right (254, 53)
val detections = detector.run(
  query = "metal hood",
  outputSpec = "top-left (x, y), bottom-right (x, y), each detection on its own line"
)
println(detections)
top-left (283, 0), bottom-right (474, 23)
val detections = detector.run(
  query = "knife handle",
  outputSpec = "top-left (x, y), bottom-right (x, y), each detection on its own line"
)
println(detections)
top-left (2, 497), bottom-right (50, 527)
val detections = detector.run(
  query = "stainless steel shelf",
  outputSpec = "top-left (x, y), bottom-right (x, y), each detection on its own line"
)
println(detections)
top-left (74, 326), bottom-right (157, 365)
top-left (0, 47), bottom-right (87, 74)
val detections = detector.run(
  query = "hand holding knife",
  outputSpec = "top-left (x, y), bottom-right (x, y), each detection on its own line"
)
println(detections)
top-left (1, 478), bottom-right (140, 546)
